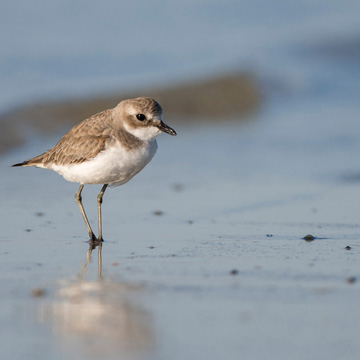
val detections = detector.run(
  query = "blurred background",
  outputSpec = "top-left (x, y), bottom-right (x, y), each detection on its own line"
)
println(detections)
top-left (1, 1), bottom-right (360, 360)
top-left (1, 0), bottom-right (360, 152)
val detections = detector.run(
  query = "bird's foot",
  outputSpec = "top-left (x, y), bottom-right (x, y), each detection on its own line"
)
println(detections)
top-left (88, 237), bottom-right (103, 249)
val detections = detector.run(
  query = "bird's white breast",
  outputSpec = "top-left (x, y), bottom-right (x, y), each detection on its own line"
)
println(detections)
top-left (50, 139), bottom-right (158, 186)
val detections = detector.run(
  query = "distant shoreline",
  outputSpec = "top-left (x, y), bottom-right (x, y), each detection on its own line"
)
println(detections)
top-left (0, 72), bottom-right (260, 155)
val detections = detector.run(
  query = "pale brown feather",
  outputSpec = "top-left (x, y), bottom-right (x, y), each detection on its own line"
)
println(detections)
top-left (21, 110), bottom-right (114, 167)
top-left (12, 97), bottom-right (164, 168)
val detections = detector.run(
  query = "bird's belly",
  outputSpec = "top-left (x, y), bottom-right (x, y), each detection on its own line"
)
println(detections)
top-left (50, 140), bottom-right (158, 185)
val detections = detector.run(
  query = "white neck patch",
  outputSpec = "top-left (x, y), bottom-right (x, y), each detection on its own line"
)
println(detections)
top-left (123, 123), bottom-right (161, 141)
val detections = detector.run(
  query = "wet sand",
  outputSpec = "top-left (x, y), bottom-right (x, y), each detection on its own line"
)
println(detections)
top-left (2, 0), bottom-right (360, 357)
top-left (1, 92), bottom-right (360, 359)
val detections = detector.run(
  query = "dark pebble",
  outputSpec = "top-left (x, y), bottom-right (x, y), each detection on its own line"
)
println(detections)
top-left (153, 210), bottom-right (164, 216)
top-left (230, 269), bottom-right (239, 275)
top-left (345, 246), bottom-right (352, 250)
top-left (347, 276), bottom-right (357, 284)
top-left (303, 234), bottom-right (315, 242)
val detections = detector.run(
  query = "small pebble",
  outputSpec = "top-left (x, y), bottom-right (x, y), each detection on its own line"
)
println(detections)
top-left (345, 246), bottom-right (351, 250)
top-left (266, 234), bottom-right (273, 237)
top-left (172, 183), bottom-right (185, 192)
top-left (35, 212), bottom-right (44, 217)
top-left (347, 276), bottom-right (356, 284)
top-left (303, 234), bottom-right (315, 242)
top-left (148, 246), bottom-right (155, 249)
top-left (153, 210), bottom-right (164, 216)
top-left (31, 288), bottom-right (46, 297)
top-left (230, 269), bottom-right (239, 275)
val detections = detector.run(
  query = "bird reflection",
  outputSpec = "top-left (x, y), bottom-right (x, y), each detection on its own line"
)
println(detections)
top-left (39, 241), bottom-right (154, 359)
top-left (81, 239), bottom-right (103, 279)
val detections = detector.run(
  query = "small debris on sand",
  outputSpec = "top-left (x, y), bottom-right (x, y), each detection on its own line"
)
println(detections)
top-left (303, 234), bottom-right (315, 242)
top-left (172, 183), bottom-right (185, 192)
top-left (31, 288), bottom-right (46, 297)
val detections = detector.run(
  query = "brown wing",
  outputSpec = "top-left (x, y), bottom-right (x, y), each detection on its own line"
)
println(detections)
top-left (14, 109), bottom-right (114, 167)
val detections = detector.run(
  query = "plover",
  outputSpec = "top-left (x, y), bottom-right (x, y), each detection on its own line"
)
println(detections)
top-left (13, 97), bottom-right (176, 241)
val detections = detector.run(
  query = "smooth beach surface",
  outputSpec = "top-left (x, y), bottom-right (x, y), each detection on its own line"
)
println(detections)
top-left (2, 95), bottom-right (360, 360)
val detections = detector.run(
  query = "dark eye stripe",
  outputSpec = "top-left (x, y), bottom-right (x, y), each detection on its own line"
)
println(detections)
top-left (136, 114), bottom-right (146, 121)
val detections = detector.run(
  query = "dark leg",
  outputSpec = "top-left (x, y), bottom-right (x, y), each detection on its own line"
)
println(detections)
top-left (75, 184), bottom-right (96, 240)
top-left (97, 184), bottom-right (108, 241)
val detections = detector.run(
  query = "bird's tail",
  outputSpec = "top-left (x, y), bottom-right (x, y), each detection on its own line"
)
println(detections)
top-left (12, 161), bottom-right (30, 167)
top-left (12, 154), bottom-right (45, 167)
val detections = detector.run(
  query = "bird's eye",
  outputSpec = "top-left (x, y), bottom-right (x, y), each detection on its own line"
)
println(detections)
top-left (136, 114), bottom-right (146, 121)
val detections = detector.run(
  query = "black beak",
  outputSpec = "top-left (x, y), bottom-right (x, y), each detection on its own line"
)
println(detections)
top-left (157, 121), bottom-right (177, 136)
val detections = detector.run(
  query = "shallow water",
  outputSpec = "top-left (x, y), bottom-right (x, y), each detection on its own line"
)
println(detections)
top-left (2, 96), bottom-right (360, 359)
